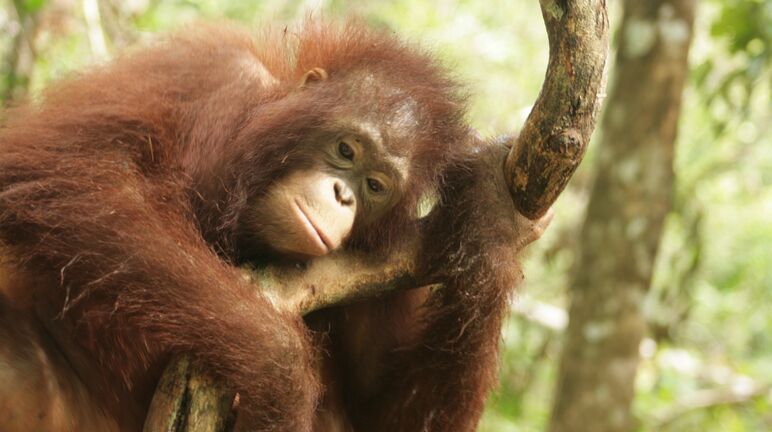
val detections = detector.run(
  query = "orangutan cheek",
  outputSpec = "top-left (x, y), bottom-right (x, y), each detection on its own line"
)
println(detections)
top-left (252, 170), bottom-right (357, 257)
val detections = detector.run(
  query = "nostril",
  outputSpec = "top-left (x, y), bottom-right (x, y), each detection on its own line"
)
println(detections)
top-left (334, 181), bottom-right (354, 206)
top-left (342, 193), bottom-right (354, 206)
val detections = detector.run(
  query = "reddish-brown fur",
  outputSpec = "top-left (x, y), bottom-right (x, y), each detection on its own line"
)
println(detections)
top-left (321, 143), bottom-right (523, 431)
top-left (0, 20), bottom-right (523, 431)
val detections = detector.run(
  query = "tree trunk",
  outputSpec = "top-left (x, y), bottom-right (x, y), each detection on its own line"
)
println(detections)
top-left (2, 1), bottom-right (40, 104)
top-left (547, 1), bottom-right (695, 432)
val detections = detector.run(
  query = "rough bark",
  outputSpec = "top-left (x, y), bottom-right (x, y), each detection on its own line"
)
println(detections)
top-left (145, 0), bottom-right (609, 429)
top-left (143, 357), bottom-right (235, 432)
top-left (547, 1), bottom-right (695, 432)
top-left (505, 0), bottom-right (609, 219)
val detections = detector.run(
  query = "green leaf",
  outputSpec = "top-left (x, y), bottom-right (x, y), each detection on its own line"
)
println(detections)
top-left (20, 0), bottom-right (48, 13)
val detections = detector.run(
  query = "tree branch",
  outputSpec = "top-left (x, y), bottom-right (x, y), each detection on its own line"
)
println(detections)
top-left (652, 382), bottom-right (772, 429)
top-left (2, 0), bottom-right (42, 105)
top-left (505, 0), bottom-right (609, 219)
top-left (82, 0), bottom-right (110, 60)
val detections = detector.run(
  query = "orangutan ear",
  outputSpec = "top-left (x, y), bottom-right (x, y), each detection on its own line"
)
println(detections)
top-left (299, 67), bottom-right (328, 87)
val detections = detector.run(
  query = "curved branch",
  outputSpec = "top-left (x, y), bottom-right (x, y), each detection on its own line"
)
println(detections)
top-left (505, 0), bottom-right (609, 219)
top-left (652, 382), bottom-right (772, 429)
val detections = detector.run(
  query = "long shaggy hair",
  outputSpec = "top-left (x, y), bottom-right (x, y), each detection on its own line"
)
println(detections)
top-left (0, 19), bottom-right (521, 432)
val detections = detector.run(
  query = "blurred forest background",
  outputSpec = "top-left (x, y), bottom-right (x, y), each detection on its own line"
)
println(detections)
top-left (0, 0), bottom-right (769, 431)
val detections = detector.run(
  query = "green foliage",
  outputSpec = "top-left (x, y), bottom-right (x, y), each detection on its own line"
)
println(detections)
top-left (696, 0), bottom-right (771, 128)
top-left (17, 0), bottom-right (47, 14)
top-left (711, 0), bottom-right (770, 57)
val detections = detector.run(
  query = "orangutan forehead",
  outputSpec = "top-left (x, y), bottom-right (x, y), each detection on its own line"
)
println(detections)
top-left (358, 120), bottom-right (411, 178)
top-left (357, 73), bottom-right (420, 136)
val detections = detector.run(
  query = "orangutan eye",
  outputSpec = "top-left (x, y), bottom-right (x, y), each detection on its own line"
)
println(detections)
top-left (367, 178), bottom-right (385, 194)
top-left (338, 142), bottom-right (354, 160)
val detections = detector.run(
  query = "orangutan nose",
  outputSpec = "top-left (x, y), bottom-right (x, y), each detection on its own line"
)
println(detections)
top-left (334, 181), bottom-right (355, 206)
